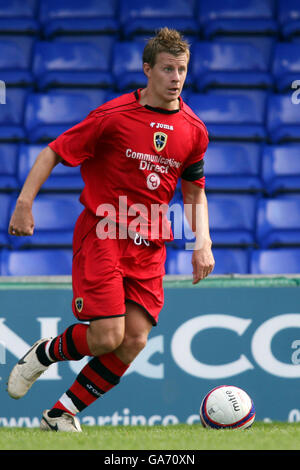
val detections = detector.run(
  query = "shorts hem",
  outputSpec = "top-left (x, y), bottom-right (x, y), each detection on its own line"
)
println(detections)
top-left (75, 313), bottom-right (126, 322)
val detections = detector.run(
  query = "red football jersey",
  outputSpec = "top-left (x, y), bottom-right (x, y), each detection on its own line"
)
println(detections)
top-left (48, 89), bottom-right (209, 244)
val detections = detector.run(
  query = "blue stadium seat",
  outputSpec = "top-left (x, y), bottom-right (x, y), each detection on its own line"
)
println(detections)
top-left (120, 0), bottom-right (198, 38)
top-left (0, 144), bottom-right (19, 189)
top-left (262, 144), bottom-right (300, 195)
top-left (212, 248), bottom-right (249, 274)
top-left (0, 0), bottom-right (39, 34)
top-left (165, 247), bottom-right (249, 275)
top-left (33, 40), bottom-right (114, 90)
top-left (169, 194), bottom-right (257, 248)
top-left (0, 36), bottom-right (34, 87)
top-left (198, 0), bottom-right (277, 38)
top-left (272, 43), bottom-right (300, 92)
top-left (192, 41), bottom-right (273, 91)
top-left (165, 248), bottom-right (190, 275)
top-left (0, 194), bottom-right (13, 247)
top-left (278, 0), bottom-right (300, 39)
top-left (208, 194), bottom-right (257, 246)
top-left (0, 88), bottom-right (27, 141)
top-left (215, 35), bottom-right (275, 59)
top-left (267, 94), bottom-right (300, 143)
top-left (0, 0), bottom-right (37, 17)
top-left (204, 142), bottom-right (263, 192)
top-left (256, 197), bottom-right (300, 248)
top-left (250, 248), bottom-right (300, 274)
top-left (188, 91), bottom-right (267, 141)
top-left (24, 89), bottom-right (107, 142)
top-left (8, 194), bottom-right (83, 249)
top-left (54, 35), bottom-right (115, 62)
top-left (112, 41), bottom-right (146, 90)
top-left (0, 248), bottom-right (73, 275)
top-left (39, 0), bottom-right (118, 37)
top-left (167, 196), bottom-right (193, 249)
top-left (18, 144), bottom-right (83, 191)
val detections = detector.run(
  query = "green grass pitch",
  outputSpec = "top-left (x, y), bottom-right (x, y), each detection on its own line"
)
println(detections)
top-left (0, 422), bottom-right (300, 450)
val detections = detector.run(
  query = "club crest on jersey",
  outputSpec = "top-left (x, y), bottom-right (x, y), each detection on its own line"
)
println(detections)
top-left (154, 132), bottom-right (168, 152)
top-left (75, 297), bottom-right (83, 313)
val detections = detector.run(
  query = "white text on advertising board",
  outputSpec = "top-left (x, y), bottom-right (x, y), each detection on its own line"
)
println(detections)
top-left (1, 314), bottom-right (300, 379)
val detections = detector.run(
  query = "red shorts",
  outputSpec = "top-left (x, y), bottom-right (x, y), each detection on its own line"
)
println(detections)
top-left (72, 209), bottom-right (166, 325)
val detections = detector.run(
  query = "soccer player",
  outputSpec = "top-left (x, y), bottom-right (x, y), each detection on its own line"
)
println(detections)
top-left (7, 28), bottom-right (215, 432)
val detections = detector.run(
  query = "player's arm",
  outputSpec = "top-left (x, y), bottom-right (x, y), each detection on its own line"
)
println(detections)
top-left (181, 180), bottom-right (215, 284)
top-left (8, 146), bottom-right (62, 236)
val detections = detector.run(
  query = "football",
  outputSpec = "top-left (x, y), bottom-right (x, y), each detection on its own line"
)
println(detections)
top-left (200, 385), bottom-right (255, 429)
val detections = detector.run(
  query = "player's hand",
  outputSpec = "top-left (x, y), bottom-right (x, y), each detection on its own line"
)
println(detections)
top-left (191, 244), bottom-right (215, 284)
top-left (8, 200), bottom-right (34, 236)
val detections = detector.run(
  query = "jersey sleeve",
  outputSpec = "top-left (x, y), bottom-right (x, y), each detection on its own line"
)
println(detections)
top-left (181, 123), bottom-right (209, 188)
top-left (48, 112), bottom-right (102, 167)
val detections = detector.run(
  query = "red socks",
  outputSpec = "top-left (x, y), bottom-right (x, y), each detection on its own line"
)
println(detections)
top-left (36, 324), bottom-right (91, 366)
top-left (37, 323), bottom-right (130, 417)
top-left (51, 352), bottom-right (129, 415)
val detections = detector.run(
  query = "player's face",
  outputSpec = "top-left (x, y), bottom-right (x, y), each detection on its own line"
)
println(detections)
top-left (144, 52), bottom-right (189, 109)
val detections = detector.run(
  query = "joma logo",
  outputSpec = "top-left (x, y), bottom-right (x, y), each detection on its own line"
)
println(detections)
top-left (150, 122), bottom-right (174, 130)
top-left (86, 384), bottom-right (102, 397)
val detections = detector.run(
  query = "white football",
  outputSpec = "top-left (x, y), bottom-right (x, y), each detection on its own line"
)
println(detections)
top-left (200, 385), bottom-right (255, 429)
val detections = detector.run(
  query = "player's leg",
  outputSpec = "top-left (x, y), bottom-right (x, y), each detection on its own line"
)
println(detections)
top-left (46, 303), bottom-right (151, 414)
top-left (41, 302), bottom-right (153, 431)
top-left (37, 315), bottom-right (125, 366)
top-left (87, 315), bottom-right (125, 356)
top-left (7, 316), bottom-right (125, 401)
top-left (7, 224), bottom-right (126, 401)
top-left (114, 301), bottom-right (153, 364)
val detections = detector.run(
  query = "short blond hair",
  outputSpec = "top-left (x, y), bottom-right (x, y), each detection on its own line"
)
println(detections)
top-left (143, 27), bottom-right (190, 67)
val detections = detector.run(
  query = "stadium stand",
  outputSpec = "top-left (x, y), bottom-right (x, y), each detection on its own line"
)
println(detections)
top-left (24, 89), bottom-right (107, 142)
top-left (192, 41), bottom-right (273, 91)
top-left (39, 0), bottom-right (119, 38)
top-left (33, 39), bottom-right (114, 89)
top-left (278, 0), bottom-right (300, 39)
top-left (272, 42), bottom-right (300, 92)
top-left (8, 193), bottom-right (83, 249)
top-left (0, 248), bottom-right (73, 275)
top-left (0, 36), bottom-right (35, 87)
top-left (267, 94), bottom-right (300, 143)
top-left (204, 142), bottom-right (263, 192)
top-left (120, 0), bottom-right (199, 38)
top-left (0, 88), bottom-right (28, 141)
top-left (18, 144), bottom-right (83, 191)
top-left (207, 194), bottom-right (258, 247)
top-left (187, 91), bottom-right (267, 141)
top-left (169, 194), bottom-right (258, 249)
top-left (0, 144), bottom-right (19, 190)
top-left (0, 194), bottom-right (13, 247)
top-left (250, 248), bottom-right (300, 274)
top-left (166, 247), bottom-right (250, 275)
top-left (262, 144), bottom-right (300, 195)
top-left (112, 40), bottom-right (146, 90)
top-left (198, 0), bottom-right (277, 38)
top-left (0, 0), bottom-right (300, 275)
top-left (256, 196), bottom-right (300, 248)
top-left (0, 0), bottom-right (39, 35)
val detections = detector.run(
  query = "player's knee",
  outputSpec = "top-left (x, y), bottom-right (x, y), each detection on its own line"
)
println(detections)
top-left (122, 332), bottom-right (148, 358)
top-left (101, 331), bottom-right (124, 354)
top-left (88, 324), bottom-right (124, 356)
